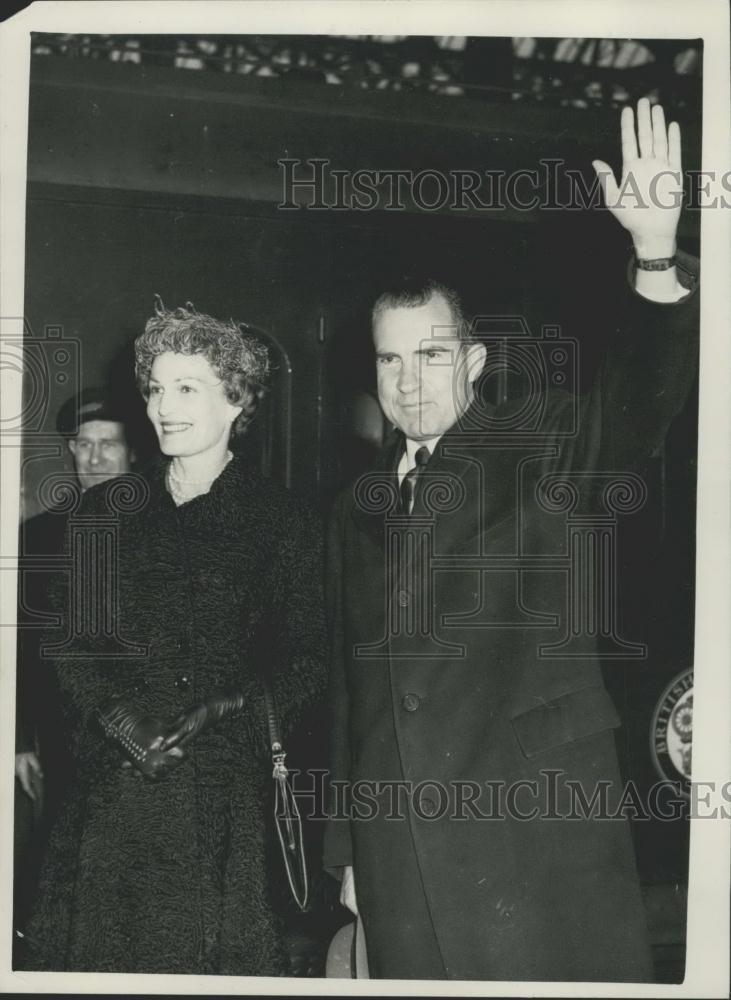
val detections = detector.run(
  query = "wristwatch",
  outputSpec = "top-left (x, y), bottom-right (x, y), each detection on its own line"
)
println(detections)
top-left (635, 255), bottom-right (677, 271)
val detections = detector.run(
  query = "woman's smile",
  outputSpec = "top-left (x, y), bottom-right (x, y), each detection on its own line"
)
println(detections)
top-left (160, 421), bottom-right (192, 434)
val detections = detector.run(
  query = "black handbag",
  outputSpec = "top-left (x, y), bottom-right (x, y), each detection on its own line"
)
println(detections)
top-left (263, 683), bottom-right (309, 912)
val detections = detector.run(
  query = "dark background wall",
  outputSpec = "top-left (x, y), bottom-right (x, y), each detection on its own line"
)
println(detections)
top-left (23, 53), bottom-right (700, 510)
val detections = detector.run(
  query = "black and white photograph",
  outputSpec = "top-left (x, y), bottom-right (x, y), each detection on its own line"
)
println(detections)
top-left (0, 1), bottom-right (728, 994)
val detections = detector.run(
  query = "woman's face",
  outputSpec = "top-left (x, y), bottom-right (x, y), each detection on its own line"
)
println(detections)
top-left (146, 351), bottom-right (242, 458)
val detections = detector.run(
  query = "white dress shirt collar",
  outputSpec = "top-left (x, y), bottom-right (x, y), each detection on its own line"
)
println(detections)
top-left (397, 436), bottom-right (441, 483)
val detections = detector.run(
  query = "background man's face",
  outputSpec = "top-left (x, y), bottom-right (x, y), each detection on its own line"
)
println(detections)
top-left (373, 293), bottom-right (485, 441)
top-left (68, 419), bottom-right (132, 490)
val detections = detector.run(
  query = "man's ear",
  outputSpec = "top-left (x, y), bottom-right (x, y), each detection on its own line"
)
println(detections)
top-left (67, 438), bottom-right (77, 458)
top-left (465, 340), bottom-right (487, 384)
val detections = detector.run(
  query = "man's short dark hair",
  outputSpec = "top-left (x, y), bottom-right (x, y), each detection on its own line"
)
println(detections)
top-left (371, 278), bottom-right (470, 341)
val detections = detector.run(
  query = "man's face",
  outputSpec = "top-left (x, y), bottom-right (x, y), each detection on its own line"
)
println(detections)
top-left (68, 419), bottom-right (132, 490)
top-left (373, 293), bottom-right (485, 441)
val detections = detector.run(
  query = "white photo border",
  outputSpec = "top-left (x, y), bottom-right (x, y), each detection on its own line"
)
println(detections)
top-left (1, 2), bottom-right (729, 996)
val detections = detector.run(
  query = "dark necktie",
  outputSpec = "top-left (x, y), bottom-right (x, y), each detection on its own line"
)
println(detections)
top-left (399, 445), bottom-right (430, 515)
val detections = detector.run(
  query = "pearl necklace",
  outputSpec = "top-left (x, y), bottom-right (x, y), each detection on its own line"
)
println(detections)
top-left (167, 451), bottom-right (233, 506)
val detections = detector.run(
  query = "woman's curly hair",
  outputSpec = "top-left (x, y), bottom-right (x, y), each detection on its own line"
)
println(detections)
top-left (135, 298), bottom-right (271, 438)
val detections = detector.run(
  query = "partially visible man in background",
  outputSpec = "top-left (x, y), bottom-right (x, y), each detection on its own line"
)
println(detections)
top-left (14, 387), bottom-right (136, 942)
top-left (61, 390), bottom-right (135, 492)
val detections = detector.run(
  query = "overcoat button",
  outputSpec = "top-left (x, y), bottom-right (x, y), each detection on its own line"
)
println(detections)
top-left (402, 693), bottom-right (420, 712)
top-left (397, 590), bottom-right (410, 607)
top-left (174, 674), bottom-right (191, 692)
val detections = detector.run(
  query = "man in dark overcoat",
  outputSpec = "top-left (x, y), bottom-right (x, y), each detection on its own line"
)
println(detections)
top-left (323, 100), bottom-right (699, 980)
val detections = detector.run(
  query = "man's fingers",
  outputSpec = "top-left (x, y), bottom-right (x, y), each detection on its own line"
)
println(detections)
top-left (591, 161), bottom-right (619, 209)
top-left (652, 104), bottom-right (668, 161)
top-left (19, 772), bottom-right (36, 801)
top-left (27, 753), bottom-right (43, 778)
top-left (636, 98), bottom-right (653, 158)
top-left (668, 121), bottom-right (682, 171)
top-left (16, 752), bottom-right (43, 780)
top-left (620, 105), bottom-right (638, 163)
top-left (15, 755), bottom-right (44, 800)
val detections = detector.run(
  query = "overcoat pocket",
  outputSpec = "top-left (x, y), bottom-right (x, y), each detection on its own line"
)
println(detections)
top-left (510, 685), bottom-right (621, 759)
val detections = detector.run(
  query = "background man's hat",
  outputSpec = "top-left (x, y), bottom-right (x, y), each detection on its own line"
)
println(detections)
top-left (56, 386), bottom-right (127, 436)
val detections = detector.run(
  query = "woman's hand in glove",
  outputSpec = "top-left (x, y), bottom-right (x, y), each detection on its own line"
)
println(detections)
top-left (118, 737), bottom-right (186, 780)
top-left (159, 703), bottom-right (211, 752)
top-left (98, 697), bottom-right (186, 781)
top-left (160, 690), bottom-right (245, 752)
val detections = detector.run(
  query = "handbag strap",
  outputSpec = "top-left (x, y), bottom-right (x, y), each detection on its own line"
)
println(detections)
top-left (263, 680), bottom-right (282, 751)
top-left (262, 681), bottom-right (309, 911)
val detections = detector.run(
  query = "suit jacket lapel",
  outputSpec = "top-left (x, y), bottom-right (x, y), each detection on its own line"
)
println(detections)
top-left (350, 398), bottom-right (518, 553)
top-left (409, 400), bottom-right (516, 533)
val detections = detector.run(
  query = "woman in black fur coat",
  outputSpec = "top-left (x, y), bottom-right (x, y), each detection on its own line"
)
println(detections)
top-left (22, 303), bottom-right (327, 975)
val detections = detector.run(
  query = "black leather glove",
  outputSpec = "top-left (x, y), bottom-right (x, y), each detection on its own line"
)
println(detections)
top-left (159, 690), bottom-right (246, 752)
top-left (97, 697), bottom-right (185, 781)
